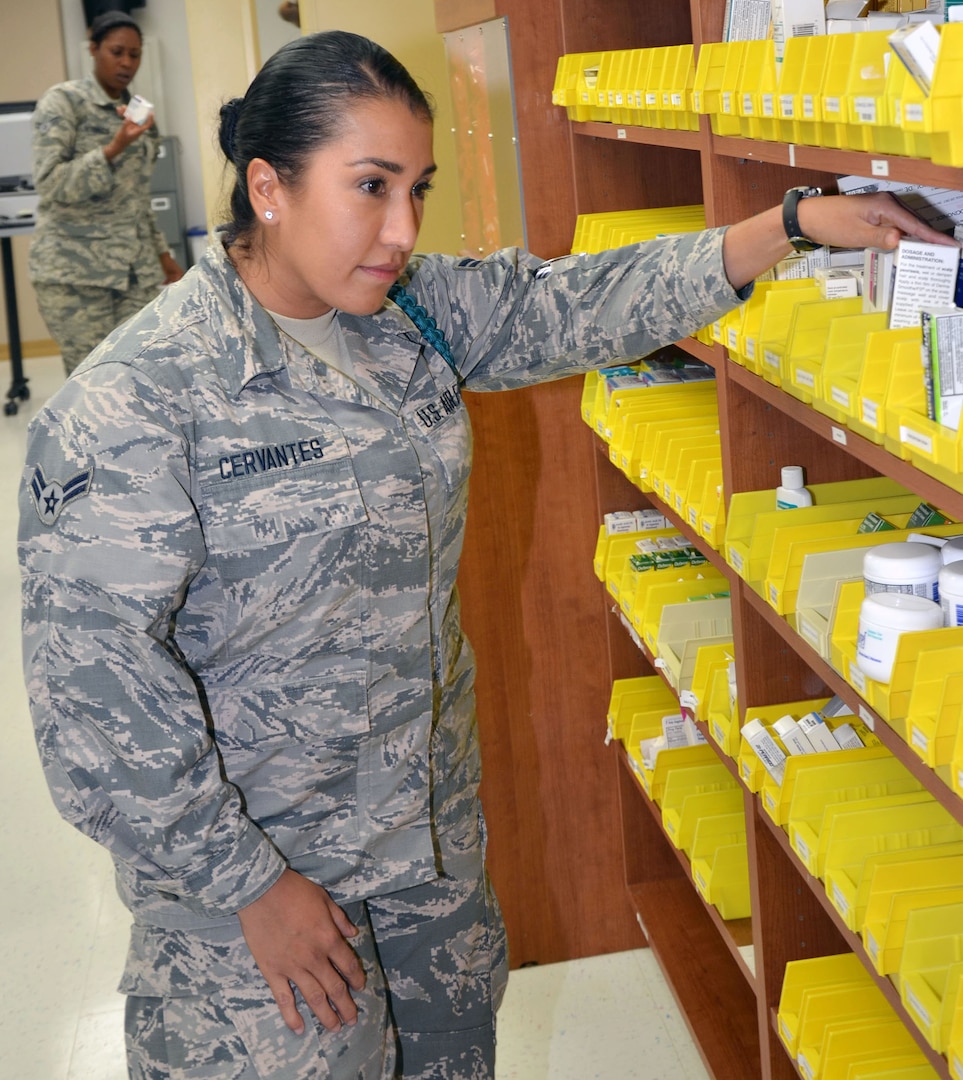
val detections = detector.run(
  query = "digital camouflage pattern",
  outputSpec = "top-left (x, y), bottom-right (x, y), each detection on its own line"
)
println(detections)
top-left (28, 73), bottom-right (170, 373)
top-left (29, 73), bottom-right (168, 291)
top-left (19, 228), bottom-right (743, 1075)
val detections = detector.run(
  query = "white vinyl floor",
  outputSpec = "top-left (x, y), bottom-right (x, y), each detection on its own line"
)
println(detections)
top-left (0, 353), bottom-right (710, 1080)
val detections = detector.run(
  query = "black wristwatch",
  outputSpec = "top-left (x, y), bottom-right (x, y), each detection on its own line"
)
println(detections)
top-left (782, 185), bottom-right (823, 252)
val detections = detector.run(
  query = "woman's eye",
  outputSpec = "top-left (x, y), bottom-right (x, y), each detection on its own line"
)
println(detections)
top-left (413, 181), bottom-right (435, 201)
top-left (360, 178), bottom-right (386, 196)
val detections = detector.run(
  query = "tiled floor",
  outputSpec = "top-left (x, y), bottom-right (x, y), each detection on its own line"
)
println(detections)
top-left (0, 353), bottom-right (710, 1079)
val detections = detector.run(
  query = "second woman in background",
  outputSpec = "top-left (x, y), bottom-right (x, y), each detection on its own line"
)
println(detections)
top-left (29, 9), bottom-right (183, 377)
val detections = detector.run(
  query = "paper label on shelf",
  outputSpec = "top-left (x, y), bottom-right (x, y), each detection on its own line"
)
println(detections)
top-left (711, 719), bottom-right (726, 745)
top-left (616, 128), bottom-right (627, 139)
top-left (854, 95), bottom-right (877, 123)
top-left (693, 868), bottom-right (707, 890)
top-left (763, 94), bottom-right (774, 117)
top-left (952, 1052), bottom-right (963, 1080)
top-left (745, 339), bottom-right (756, 360)
top-left (797, 1051), bottom-right (815, 1080)
top-left (693, 90), bottom-right (703, 111)
top-left (900, 424), bottom-right (934, 454)
top-left (905, 102), bottom-right (924, 123)
top-left (911, 724), bottom-right (929, 753)
top-left (847, 663), bottom-right (867, 696)
top-left (763, 789), bottom-right (776, 812)
top-left (871, 159), bottom-right (890, 177)
top-left (671, 92), bottom-right (682, 107)
top-left (905, 985), bottom-right (932, 1027)
top-left (830, 881), bottom-right (849, 917)
top-left (858, 705), bottom-right (875, 731)
top-left (824, 95), bottom-right (841, 116)
top-left (728, 548), bottom-right (745, 575)
top-left (831, 385), bottom-right (851, 408)
top-left (791, 831), bottom-right (810, 865)
top-left (722, 91), bottom-right (733, 114)
top-left (768, 582), bottom-right (779, 605)
top-left (728, 327), bottom-right (739, 350)
top-left (832, 427), bottom-right (847, 447)
top-left (861, 398), bottom-right (879, 425)
top-left (865, 930), bottom-right (880, 963)
top-left (689, 508), bottom-right (699, 527)
top-left (763, 348), bottom-right (781, 370)
top-left (803, 94), bottom-right (815, 119)
top-left (743, 93), bottom-right (754, 114)
top-left (680, 690), bottom-right (699, 710)
top-left (794, 367), bottom-right (815, 389)
top-left (645, 91), bottom-right (658, 106)
top-left (798, 616), bottom-right (820, 646)
top-left (779, 93), bottom-right (795, 117)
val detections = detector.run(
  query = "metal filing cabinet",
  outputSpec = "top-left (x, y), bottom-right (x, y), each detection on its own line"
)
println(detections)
top-left (149, 136), bottom-right (187, 268)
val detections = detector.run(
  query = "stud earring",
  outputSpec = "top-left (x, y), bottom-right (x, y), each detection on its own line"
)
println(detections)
top-left (265, 210), bottom-right (274, 220)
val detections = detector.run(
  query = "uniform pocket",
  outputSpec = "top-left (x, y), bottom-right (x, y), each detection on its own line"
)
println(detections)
top-left (199, 454), bottom-right (368, 556)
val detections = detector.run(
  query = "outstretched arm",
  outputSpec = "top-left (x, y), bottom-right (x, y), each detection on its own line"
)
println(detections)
top-left (722, 190), bottom-right (959, 291)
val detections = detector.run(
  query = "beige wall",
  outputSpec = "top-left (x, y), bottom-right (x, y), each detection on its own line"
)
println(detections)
top-left (299, 0), bottom-right (465, 257)
top-left (0, 0), bottom-right (66, 354)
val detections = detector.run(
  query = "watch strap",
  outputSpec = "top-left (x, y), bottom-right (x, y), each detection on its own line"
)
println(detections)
top-left (782, 186), bottom-right (823, 252)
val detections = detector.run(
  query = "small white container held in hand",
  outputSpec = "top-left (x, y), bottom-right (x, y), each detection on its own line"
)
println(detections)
top-left (855, 592), bottom-right (943, 683)
top-left (124, 94), bottom-right (153, 125)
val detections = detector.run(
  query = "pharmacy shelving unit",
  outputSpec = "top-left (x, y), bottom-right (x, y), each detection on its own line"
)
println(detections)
top-left (434, 2), bottom-right (963, 1078)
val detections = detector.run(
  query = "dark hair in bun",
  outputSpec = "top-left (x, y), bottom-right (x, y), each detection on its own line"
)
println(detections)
top-left (217, 29), bottom-right (433, 249)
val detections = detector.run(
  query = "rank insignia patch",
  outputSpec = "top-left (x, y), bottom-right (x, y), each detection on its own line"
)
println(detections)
top-left (29, 463), bottom-right (93, 526)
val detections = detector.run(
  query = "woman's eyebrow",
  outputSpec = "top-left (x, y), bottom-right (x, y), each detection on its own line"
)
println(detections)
top-left (348, 157), bottom-right (438, 177)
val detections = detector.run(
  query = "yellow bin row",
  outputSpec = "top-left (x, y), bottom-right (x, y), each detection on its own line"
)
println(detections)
top-left (571, 205), bottom-right (705, 255)
top-left (725, 281), bottom-right (963, 499)
top-left (584, 372), bottom-right (728, 549)
top-left (692, 27), bottom-right (963, 167)
top-left (778, 953), bottom-right (939, 1078)
top-left (552, 46), bottom-right (700, 131)
top-left (607, 677), bottom-right (751, 919)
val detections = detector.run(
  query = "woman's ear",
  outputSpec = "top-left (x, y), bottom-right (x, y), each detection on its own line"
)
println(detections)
top-left (247, 157), bottom-right (282, 224)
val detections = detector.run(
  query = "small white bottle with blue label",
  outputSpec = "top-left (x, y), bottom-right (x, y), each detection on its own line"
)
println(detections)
top-left (776, 465), bottom-right (813, 510)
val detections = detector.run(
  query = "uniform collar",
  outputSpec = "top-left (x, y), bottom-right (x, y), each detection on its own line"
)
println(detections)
top-left (80, 72), bottom-right (130, 109)
top-left (202, 237), bottom-right (426, 410)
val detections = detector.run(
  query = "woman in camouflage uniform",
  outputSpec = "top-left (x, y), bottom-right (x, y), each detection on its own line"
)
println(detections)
top-left (18, 29), bottom-right (954, 1080)
top-left (28, 11), bottom-right (183, 377)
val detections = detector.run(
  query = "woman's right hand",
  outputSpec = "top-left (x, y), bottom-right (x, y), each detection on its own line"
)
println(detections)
top-left (237, 868), bottom-right (366, 1035)
top-left (103, 109), bottom-right (154, 163)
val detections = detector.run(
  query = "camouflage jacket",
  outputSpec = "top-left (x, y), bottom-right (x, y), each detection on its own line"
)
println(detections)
top-left (19, 231), bottom-right (745, 929)
top-left (28, 74), bottom-right (168, 291)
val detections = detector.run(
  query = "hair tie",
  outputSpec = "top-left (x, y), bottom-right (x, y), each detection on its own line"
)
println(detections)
top-left (218, 98), bottom-right (243, 165)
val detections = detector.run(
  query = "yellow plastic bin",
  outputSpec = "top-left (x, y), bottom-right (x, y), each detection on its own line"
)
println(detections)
top-left (864, 883), bottom-right (963, 977)
top-left (660, 760), bottom-right (739, 849)
top-left (784, 299), bottom-right (867, 406)
top-left (784, 748), bottom-right (914, 874)
top-left (757, 283), bottom-right (822, 387)
top-left (821, 795), bottom-right (963, 908)
top-left (899, 902), bottom-right (963, 1052)
top-left (852, 328), bottom-right (924, 448)
top-left (736, 39), bottom-right (779, 141)
top-left (777, 952), bottom-right (869, 1059)
top-left (813, 311), bottom-right (890, 425)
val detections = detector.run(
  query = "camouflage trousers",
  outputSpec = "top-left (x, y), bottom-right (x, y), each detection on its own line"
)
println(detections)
top-left (123, 818), bottom-right (508, 1079)
top-left (33, 277), bottom-right (161, 376)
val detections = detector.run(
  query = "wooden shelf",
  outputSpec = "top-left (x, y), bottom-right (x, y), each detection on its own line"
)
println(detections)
top-left (572, 119), bottom-right (706, 152)
top-left (725, 360), bottom-right (963, 521)
top-left (710, 135), bottom-right (963, 191)
top-left (571, 120), bottom-right (963, 190)
top-left (617, 752), bottom-right (761, 1080)
top-left (758, 807), bottom-right (953, 1079)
